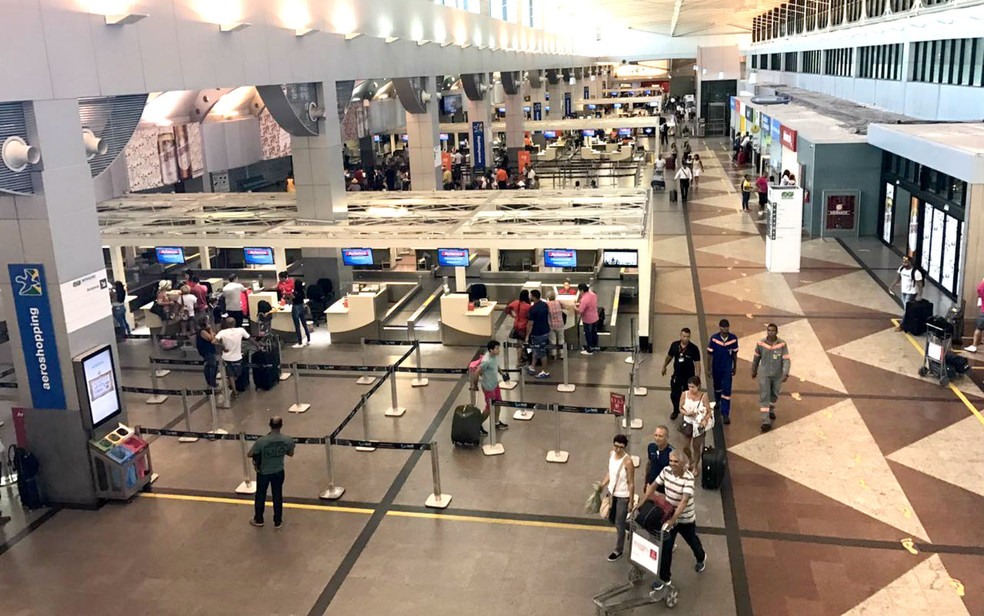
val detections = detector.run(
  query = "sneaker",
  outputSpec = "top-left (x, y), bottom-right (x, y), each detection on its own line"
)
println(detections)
top-left (696, 558), bottom-right (706, 573)
top-left (769, 410), bottom-right (776, 420)
top-left (580, 350), bottom-right (594, 356)
top-left (291, 343), bottom-right (304, 349)
top-left (536, 371), bottom-right (550, 379)
top-left (249, 519), bottom-right (264, 528)
top-left (479, 427), bottom-right (489, 436)
top-left (760, 423), bottom-right (772, 433)
top-left (722, 415), bottom-right (730, 425)
top-left (966, 345), bottom-right (978, 353)
top-left (274, 521), bottom-right (283, 529)
top-left (669, 411), bottom-right (680, 421)
top-left (607, 551), bottom-right (623, 562)
top-left (650, 581), bottom-right (666, 593)
top-left (495, 422), bottom-right (509, 431)
top-left (527, 366), bottom-right (538, 375)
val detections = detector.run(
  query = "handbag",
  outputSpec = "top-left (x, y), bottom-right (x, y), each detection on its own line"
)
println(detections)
top-left (599, 493), bottom-right (612, 520)
top-left (680, 418), bottom-right (694, 439)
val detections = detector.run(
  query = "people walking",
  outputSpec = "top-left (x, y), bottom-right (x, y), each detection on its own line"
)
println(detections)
top-left (662, 328), bottom-right (702, 421)
top-left (638, 450), bottom-right (707, 595)
top-left (290, 280), bottom-right (311, 348)
top-left (248, 416), bottom-right (295, 529)
top-left (471, 340), bottom-right (508, 434)
top-left (751, 323), bottom-right (791, 432)
top-left (691, 155), bottom-right (703, 190)
top-left (891, 256), bottom-right (924, 332)
top-left (674, 165), bottom-right (693, 202)
top-left (576, 283), bottom-right (600, 354)
top-left (600, 434), bottom-right (635, 562)
top-left (679, 377), bottom-right (713, 477)
top-left (706, 319), bottom-right (738, 425)
top-left (644, 425), bottom-right (673, 493)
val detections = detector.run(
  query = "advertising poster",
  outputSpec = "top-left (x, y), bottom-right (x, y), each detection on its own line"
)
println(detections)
top-left (174, 124), bottom-right (192, 180)
top-left (564, 92), bottom-right (572, 117)
top-left (8, 264), bottom-right (66, 409)
top-left (60, 269), bottom-right (112, 334)
top-left (882, 183), bottom-right (895, 243)
top-left (942, 215), bottom-right (959, 292)
top-left (929, 207), bottom-right (945, 282)
top-left (920, 201), bottom-right (932, 272)
top-left (824, 193), bottom-right (857, 231)
top-left (471, 121), bottom-right (486, 170)
top-left (532, 102), bottom-right (542, 121)
top-left (157, 132), bottom-right (178, 185)
top-left (610, 392), bottom-right (625, 417)
top-left (908, 197), bottom-right (921, 258)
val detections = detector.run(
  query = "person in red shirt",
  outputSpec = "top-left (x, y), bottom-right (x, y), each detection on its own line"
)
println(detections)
top-left (966, 275), bottom-right (984, 353)
top-left (186, 275), bottom-right (209, 319)
top-left (276, 271), bottom-right (295, 302)
top-left (505, 289), bottom-right (532, 342)
top-left (496, 167), bottom-right (508, 189)
top-left (576, 283), bottom-right (600, 355)
top-left (755, 172), bottom-right (771, 216)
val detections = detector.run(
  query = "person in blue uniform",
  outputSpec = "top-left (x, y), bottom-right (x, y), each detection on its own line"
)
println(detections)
top-left (706, 319), bottom-right (738, 425)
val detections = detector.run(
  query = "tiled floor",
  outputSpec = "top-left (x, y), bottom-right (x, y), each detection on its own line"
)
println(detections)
top-left (0, 138), bottom-right (982, 615)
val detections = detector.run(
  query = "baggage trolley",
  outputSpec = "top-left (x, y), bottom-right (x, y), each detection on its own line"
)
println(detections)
top-left (918, 319), bottom-right (952, 386)
top-left (592, 521), bottom-right (679, 614)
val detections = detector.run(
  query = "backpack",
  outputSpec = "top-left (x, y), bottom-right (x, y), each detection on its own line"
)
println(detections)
top-left (597, 306), bottom-right (607, 330)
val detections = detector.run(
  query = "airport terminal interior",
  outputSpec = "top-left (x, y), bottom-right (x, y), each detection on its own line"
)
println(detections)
top-left (1, 1), bottom-right (983, 615)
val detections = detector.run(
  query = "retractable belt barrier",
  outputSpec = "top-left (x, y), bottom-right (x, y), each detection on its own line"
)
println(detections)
top-left (0, 382), bottom-right (17, 389)
top-left (121, 385), bottom-right (213, 397)
top-left (0, 367), bottom-right (15, 379)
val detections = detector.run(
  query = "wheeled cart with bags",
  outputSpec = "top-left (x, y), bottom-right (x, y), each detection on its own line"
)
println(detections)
top-left (592, 522), bottom-right (679, 613)
top-left (919, 317), bottom-right (953, 386)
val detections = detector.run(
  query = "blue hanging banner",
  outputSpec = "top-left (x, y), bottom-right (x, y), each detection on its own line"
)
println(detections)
top-left (471, 121), bottom-right (486, 170)
top-left (8, 264), bottom-right (66, 409)
top-left (532, 102), bottom-right (542, 121)
top-left (583, 86), bottom-right (590, 99)
top-left (564, 92), bottom-right (572, 117)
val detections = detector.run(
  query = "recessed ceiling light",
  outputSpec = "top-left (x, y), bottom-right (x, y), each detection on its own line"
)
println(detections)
top-left (295, 27), bottom-right (318, 38)
top-left (219, 22), bottom-right (250, 33)
top-left (104, 13), bottom-right (148, 26)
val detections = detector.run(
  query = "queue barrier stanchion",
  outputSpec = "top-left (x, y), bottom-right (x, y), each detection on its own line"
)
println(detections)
top-left (177, 390), bottom-right (199, 443)
top-left (624, 317), bottom-right (637, 364)
top-left (208, 390), bottom-right (228, 435)
top-left (319, 436), bottom-right (345, 500)
top-left (217, 358), bottom-right (231, 409)
top-left (546, 403), bottom-right (570, 463)
top-left (385, 366), bottom-right (406, 417)
top-left (624, 353), bottom-right (643, 431)
top-left (557, 346), bottom-right (575, 393)
top-left (499, 340), bottom-right (517, 391)
top-left (355, 395), bottom-right (375, 452)
top-left (150, 333), bottom-right (171, 378)
top-left (287, 363), bottom-right (311, 414)
top-left (356, 338), bottom-right (375, 385)
top-left (410, 340), bottom-right (429, 388)
top-left (483, 402), bottom-right (505, 457)
top-left (235, 432), bottom-right (257, 494)
top-left (424, 441), bottom-right (452, 509)
top-left (513, 362), bottom-right (533, 421)
top-left (146, 358), bottom-right (168, 405)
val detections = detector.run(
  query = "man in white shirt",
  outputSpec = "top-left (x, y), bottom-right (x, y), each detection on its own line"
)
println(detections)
top-left (222, 274), bottom-right (246, 328)
top-left (892, 256), bottom-right (924, 331)
top-left (674, 165), bottom-right (693, 202)
top-left (214, 317), bottom-right (250, 398)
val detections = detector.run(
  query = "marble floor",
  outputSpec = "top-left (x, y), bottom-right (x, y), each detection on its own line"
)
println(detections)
top-left (0, 138), bottom-right (982, 616)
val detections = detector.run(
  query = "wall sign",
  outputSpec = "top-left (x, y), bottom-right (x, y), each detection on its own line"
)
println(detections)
top-left (8, 264), bottom-right (66, 409)
top-left (824, 191), bottom-right (858, 231)
top-left (780, 125), bottom-right (798, 152)
top-left (583, 86), bottom-right (590, 99)
top-left (471, 121), bottom-right (486, 170)
top-left (60, 269), bottom-right (112, 334)
top-left (532, 102), bottom-right (542, 121)
top-left (563, 92), bottom-right (572, 117)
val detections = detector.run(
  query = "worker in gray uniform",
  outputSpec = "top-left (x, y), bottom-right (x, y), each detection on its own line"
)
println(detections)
top-left (750, 323), bottom-right (791, 433)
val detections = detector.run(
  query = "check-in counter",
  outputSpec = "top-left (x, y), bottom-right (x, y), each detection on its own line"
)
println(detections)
top-left (440, 294), bottom-right (497, 346)
top-left (324, 285), bottom-right (388, 343)
top-left (139, 301), bottom-right (164, 330)
top-left (554, 291), bottom-right (579, 332)
top-left (247, 291), bottom-right (298, 333)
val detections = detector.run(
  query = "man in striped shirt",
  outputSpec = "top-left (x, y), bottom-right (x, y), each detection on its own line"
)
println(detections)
top-left (641, 450), bottom-right (707, 594)
top-left (750, 323), bottom-right (791, 433)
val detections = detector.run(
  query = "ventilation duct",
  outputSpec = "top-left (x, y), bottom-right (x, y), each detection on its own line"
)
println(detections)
top-left (0, 102), bottom-right (36, 194)
top-left (78, 94), bottom-right (148, 178)
top-left (255, 83), bottom-right (321, 137)
top-left (2, 136), bottom-right (40, 172)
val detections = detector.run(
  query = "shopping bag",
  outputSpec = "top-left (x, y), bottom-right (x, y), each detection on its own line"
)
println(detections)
top-left (585, 481), bottom-right (603, 514)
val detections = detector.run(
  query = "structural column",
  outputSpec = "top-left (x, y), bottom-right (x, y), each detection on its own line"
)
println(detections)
top-left (504, 91), bottom-right (525, 172)
top-left (404, 76), bottom-right (442, 191)
top-left (0, 98), bottom-right (121, 506)
top-left (292, 82), bottom-right (347, 222)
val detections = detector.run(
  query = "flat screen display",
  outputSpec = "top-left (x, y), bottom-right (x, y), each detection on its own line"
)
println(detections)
top-left (441, 93), bottom-right (462, 115)
top-left (582, 129), bottom-right (596, 137)
top-left (341, 248), bottom-right (374, 266)
top-left (544, 249), bottom-right (577, 268)
top-left (618, 128), bottom-right (632, 136)
top-left (437, 248), bottom-right (470, 267)
top-left (602, 249), bottom-right (639, 267)
top-left (439, 133), bottom-right (449, 141)
top-left (587, 104), bottom-right (597, 110)
top-left (641, 127), bottom-right (655, 135)
top-left (373, 135), bottom-right (381, 142)
top-left (401, 134), bottom-right (409, 142)
top-left (613, 103), bottom-right (623, 109)
top-left (649, 101), bottom-right (660, 107)
top-left (523, 106), bottom-right (531, 112)
top-left (543, 130), bottom-right (557, 139)
top-left (155, 246), bottom-right (185, 264)
top-left (243, 247), bottom-right (274, 265)
top-left (80, 346), bottom-right (121, 430)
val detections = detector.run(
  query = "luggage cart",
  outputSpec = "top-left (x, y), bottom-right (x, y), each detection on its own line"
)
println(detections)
top-left (918, 318), bottom-right (952, 386)
top-left (592, 522), bottom-right (679, 614)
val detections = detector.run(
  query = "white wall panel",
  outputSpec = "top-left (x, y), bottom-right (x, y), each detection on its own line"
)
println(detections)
top-left (40, 6), bottom-right (101, 99)
top-left (0, 0), bottom-right (53, 101)
top-left (937, 85), bottom-right (984, 122)
top-left (87, 13), bottom-right (147, 95)
top-left (903, 82), bottom-right (941, 120)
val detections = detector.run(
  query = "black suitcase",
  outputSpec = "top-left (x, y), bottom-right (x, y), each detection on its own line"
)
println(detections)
top-left (669, 189), bottom-right (678, 203)
top-left (635, 499), bottom-right (672, 533)
top-left (701, 446), bottom-right (726, 490)
top-left (252, 350), bottom-right (280, 391)
top-left (902, 299), bottom-right (933, 335)
top-left (451, 404), bottom-right (483, 447)
top-left (235, 357), bottom-right (251, 393)
top-left (946, 352), bottom-right (970, 376)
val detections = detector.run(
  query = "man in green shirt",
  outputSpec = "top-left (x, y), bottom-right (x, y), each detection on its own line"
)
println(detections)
top-left (248, 416), bottom-right (295, 528)
top-left (471, 340), bottom-right (508, 433)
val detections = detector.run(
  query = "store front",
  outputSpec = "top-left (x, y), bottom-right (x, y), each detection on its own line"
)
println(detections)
top-left (879, 152), bottom-right (968, 298)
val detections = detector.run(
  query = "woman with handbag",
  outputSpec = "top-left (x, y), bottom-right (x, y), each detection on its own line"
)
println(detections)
top-left (680, 376), bottom-right (714, 478)
top-left (290, 280), bottom-right (311, 348)
top-left (504, 290), bottom-right (532, 363)
top-left (598, 434), bottom-right (635, 562)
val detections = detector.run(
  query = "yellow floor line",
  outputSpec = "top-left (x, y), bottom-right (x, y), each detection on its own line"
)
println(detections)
top-left (890, 318), bottom-right (984, 428)
top-left (386, 510), bottom-right (611, 532)
top-left (140, 492), bottom-right (374, 515)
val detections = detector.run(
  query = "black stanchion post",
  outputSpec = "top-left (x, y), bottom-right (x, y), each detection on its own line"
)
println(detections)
top-left (424, 442), bottom-right (452, 509)
top-left (287, 363), bottom-right (310, 413)
top-left (385, 365), bottom-right (406, 417)
top-left (355, 394), bottom-right (376, 452)
top-left (235, 432), bottom-right (256, 494)
top-left (513, 361), bottom-right (533, 420)
top-left (411, 340), bottom-right (429, 387)
top-left (557, 346), bottom-right (575, 393)
top-left (319, 437), bottom-right (345, 500)
top-left (500, 341), bottom-right (517, 391)
top-left (546, 403), bottom-right (569, 463)
top-left (483, 402), bottom-right (504, 456)
top-left (178, 390), bottom-right (199, 442)
top-left (356, 337), bottom-right (375, 385)
top-left (208, 390), bottom-right (228, 435)
top-left (146, 358), bottom-right (168, 405)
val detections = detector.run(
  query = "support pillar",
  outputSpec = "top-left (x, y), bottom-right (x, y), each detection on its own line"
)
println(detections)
top-left (109, 246), bottom-right (125, 284)
top-left (0, 99), bottom-right (123, 507)
top-left (274, 248), bottom-right (288, 274)
top-left (489, 248), bottom-right (500, 272)
top-left (504, 92), bottom-right (525, 173)
top-left (404, 77), bottom-right (442, 191)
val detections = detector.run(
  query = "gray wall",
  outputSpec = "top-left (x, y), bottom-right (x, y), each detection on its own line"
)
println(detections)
top-left (799, 137), bottom-right (882, 238)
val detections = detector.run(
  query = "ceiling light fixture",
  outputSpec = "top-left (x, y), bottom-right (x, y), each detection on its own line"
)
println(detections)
top-left (460, 43), bottom-right (472, 49)
top-left (417, 39), bottom-right (431, 46)
top-left (344, 31), bottom-right (364, 40)
top-left (440, 41), bottom-right (453, 47)
top-left (295, 27), bottom-right (318, 37)
top-left (104, 13), bottom-right (148, 26)
top-left (220, 21), bottom-right (250, 33)
top-left (385, 36), bottom-right (400, 43)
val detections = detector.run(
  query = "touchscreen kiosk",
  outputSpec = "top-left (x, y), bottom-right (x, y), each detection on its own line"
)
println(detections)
top-left (243, 247), bottom-right (274, 265)
top-left (438, 248), bottom-right (470, 267)
top-left (155, 246), bottom-right (185, 265)
top-left (602, 249), bottom-right (639, 267)
top-left (342, 248), bottom-right (374, 266)
top-left (73, 345), bottom-right (122, 431)
top-left (544, 249), bottom-right (577, 268)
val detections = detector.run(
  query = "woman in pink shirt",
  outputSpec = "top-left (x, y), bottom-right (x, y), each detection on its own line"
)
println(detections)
top-left (505, 290), bottom-right (532, 341)
top-left (576, 283), bottom-right (600, 355)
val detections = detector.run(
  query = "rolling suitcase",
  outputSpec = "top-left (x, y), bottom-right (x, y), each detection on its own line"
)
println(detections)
top-left (701, 446), bottom-right (726, 490)
top-left (669, 189), bottom-right (678, 203)
top-left (451, 404), bottom-right (483, 447)
top-left (901, 298), bottom-right (933, 335)
top-left (635, 495), bottom-right (674, 533)
top-left (252, 350), bottom-right (280, 391)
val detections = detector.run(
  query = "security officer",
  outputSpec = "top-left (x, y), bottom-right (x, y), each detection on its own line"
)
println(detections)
top-left (661, 328), bottom-right (702, 421)
top-left (706, 319), bottom-right (738, 425)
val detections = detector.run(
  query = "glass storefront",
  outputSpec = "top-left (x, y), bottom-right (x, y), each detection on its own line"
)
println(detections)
top-left (879, 152), bottom-right (967, 298)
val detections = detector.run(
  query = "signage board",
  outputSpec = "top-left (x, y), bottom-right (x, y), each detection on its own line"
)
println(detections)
top-left (630, 529), bottom-right (663, 577)
top-left (544, 249), bottom-right (577, 268)
top-left (532, 102), bottom-right (542, 121)
top-left (341, 248), bottom-right (373, 266)
top-left (564, 92), bottom-right (572, 117)
top-left (155, 247), bottom-right (185, 264)
top-left (471, 121), bottom-right (486, 170)
top-left (8, 264), bottom-right (66, 409)
top-left (824, 192), bottom-right (858, 231)
top-left (780, 125), bottom-right (798, 152)
top-left (437, 248), bottom-right (470, 267)
top-left (61, 269), bottom-right (112, 334)
top-left (610, 392), bottom-right (626, 416)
